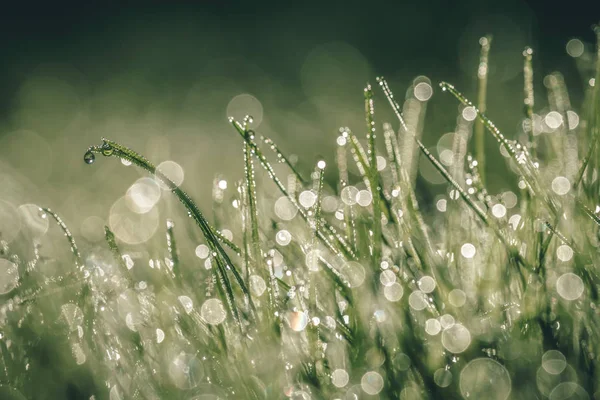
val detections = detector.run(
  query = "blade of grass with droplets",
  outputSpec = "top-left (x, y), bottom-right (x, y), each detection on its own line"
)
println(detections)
top-left (40, 207), bottom-right (82, 269)
top-left (439, 81), bottom-right (559, 216)
top-left (364, 85), bottom-right (382, 266)
top-left (228, 118), bottom-right (357, 260)
top-left (84, 139), bottom-right (254, 330)
top-left (41, 207), bottom-right (99, 356)
top-left (104, 225), bottom-right (130, 277)
top-left (238, 181), bottom-right (252, 292)
top-left (336, 131), bottom-right (358, 252)
top-left (381, 117), bottom-right (437, 261)
top-left (523, 47), bottom-right (536, 158)
top-left (241, 122), bottom-right (264, 283)
top-left (165, 219), bottom-right (180, 279)
top-left (260, 135), bottom-right (308, 185)
top-left (376, 78), bottom-right (533, 269)
top-left (475, 35), bottom-right (492, 185)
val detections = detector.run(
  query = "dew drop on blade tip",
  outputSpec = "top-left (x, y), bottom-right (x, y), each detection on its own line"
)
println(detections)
top-left (84, 151), bottom-right (95, 165)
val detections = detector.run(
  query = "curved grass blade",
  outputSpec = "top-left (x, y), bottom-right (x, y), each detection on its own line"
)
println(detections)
top-left (84, 138), bottom-right (254, 330)
top-left (40, 207), bottom-right (82, 269)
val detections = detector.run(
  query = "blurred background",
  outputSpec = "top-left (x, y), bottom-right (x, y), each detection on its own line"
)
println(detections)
top-left (0, 0), bottom-right (598, 246)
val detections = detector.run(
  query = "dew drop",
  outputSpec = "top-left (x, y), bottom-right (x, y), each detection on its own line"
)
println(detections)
top-left (101, 142), bottom-right (114, 156)
top-left (178, 296), bottom-right (194, 314)
top-left (331, 369), bottom-right (349, 388)
top-left (250, 275), bottom-right (266, 297)
top-left (541, 350), bottom-right (566, 375)
top-left (556, 244), bottom-right (574, 262)
top-left (243, 115), bottom-right (254, 125)
top-left (379, 270), bottom-right (396, 287)
top-left (442, 323), bottom-right (471, 353)
top-left (274, 197), bottom-right (298, 221)
top-left (339, 261), bottom-right (365, 287)
top-left (440, 314), bottom-right (455, 330)
top-left (461, 243), bottom-right (476, 259)
top-left (549, 382), bottom-right (589, 400)
top-left (448, 289), bottom-right (466, 307)
top-left (418, 275), bottom-right (436, 293)
top-left (195, 244), bottom-right (210, 259)
top-left (361, 371), bottom-right (384, 395)
top-left (156, 328), bottom-right (165, 344)
top-left (276, 230), bottom-right (292, 246)
top-left (425, 318), bottom-right (442, 335)
top-left (409, 290), bottom-right (428, 310)
top-left (83, 151), bottom-right (95, 164)
top-left (288, 310), bottom-right (309, 332)
top-left (200, 298), bottom-right (227, 325)
top-left (551, 176), bottom-right (571, 196)
top-left (384, 282), bottom-right (404, 302)
top-left (434, 368), bottom-right (453, 388)
top-left (556, 272), bottom-right (584, 301)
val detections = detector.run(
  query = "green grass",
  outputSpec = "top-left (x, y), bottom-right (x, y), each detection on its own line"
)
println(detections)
top-left (0, 28), bottom-right (600, 399)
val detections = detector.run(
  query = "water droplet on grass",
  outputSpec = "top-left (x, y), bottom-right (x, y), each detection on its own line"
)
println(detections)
top-left (542, 350), bottom-right (566, 375)
top-left (409, 291), bottom-right (428, 310)
top-left (201, 298), bottom-right (227, 325)
top-left (448, 289), bottom-right (466, 307)
top-left (178, 296), bottom-right (194, 314)
top-left (552, 176), bottom-right (571, 195)
top-left (361, 371), bottom-right (384, 395)
top-left (384, 282), bottom-right (404, 302)
top-left (434, 368), bottom-right (453, 388)
top-left (549, 382), bottom-right (589, 400)
top-left (156, 328), bottom-right (165, 343)
top-left (250, 275), bottom-right (266, 297)
top-left (339, 261), bottom-right (365, 287)
top-left (442, 323), bottom-right (471, 353)
top-left (84, 151), bottom-right (95, 164)
top-left (288, 310), bottom-right (309, 332)
top-left (426, 318), bottom-right (442, 335)
top-left (276, 230), bottom-right (292, 246)
top-left (556, 245), bottom-right (574, 262)
top-left (195, 244), bottom-right (209, 259)
top-left (331, 369), bottom-right (349, 388)
top-left (556, 273), bottom-right (584, 301)
top-left (461, 243), bottom-right (476, 258)
top-left (101, 142), bottom-right (114, 156)
top-left (380, 270), bottom-right (396, 286)
top-left (418, 276), bottom-right (436, 293)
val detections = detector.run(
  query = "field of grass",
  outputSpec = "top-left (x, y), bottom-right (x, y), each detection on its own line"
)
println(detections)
top-left (0, 26), bottom-right (599, 400)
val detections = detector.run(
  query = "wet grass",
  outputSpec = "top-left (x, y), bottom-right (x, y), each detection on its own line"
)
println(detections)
top-left (0, 27), bottom-right (599, 399)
